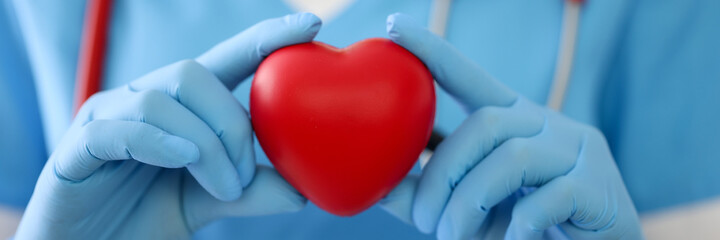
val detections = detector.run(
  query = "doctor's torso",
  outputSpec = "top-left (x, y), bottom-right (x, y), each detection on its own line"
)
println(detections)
top-left (10, 0), bottom-right (720, 239)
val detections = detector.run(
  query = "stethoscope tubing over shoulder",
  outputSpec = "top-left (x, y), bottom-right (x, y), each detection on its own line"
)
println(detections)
top-left (425, 0), bottom-right (583, 149)
top-left (74, 0), bottom-right (112, 115)
top-left (73, 0), bottom-right (582, 157)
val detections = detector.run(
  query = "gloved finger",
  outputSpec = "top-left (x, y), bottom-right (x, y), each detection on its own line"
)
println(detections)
top-left (90, 88), bottom-right (242, 201)
top-left (506, 178), bottom-right (629, 240)
top-left (129, 60), bottom-right (255, 187)
top-left (385, 13), bottom-right (517, 111)
top-left (515, 133), bottom-right (642, 240)
top-left (183, 165), bottom-right (307, 232)
top-left (505, 177), bottom-right (577, 240)
top-left (54, 120), bottom-right (198, 181)
top-left (435, 136), bottom-right (578, 240)
top-left (196, 12), bottom-right (322, 89)
top-left (412, 100), bottom-right (544, 234)
top-left (378, 174), bottom-right (419, 225)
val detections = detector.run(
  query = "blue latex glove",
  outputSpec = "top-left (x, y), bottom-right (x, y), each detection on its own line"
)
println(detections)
top-left (14, 13), bottom-right (321, 239)
top-left (380, 13), bottom-right (643, 240)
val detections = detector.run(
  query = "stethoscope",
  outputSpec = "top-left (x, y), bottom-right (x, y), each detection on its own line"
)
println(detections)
top-left (73, 0), bottom-right (112, 114)
top-left (429, 0), bottom-right (583, 113)
top-left (423, 0), bottom-right (583, 155)
top-left (74, 0), bottom-right (583, 237)
top-left (74, 0), bottom-right (583, 147)
top-left (74, 0), bottom-right (582, 113)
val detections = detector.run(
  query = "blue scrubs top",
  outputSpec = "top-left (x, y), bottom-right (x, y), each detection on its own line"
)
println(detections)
top-left (2, 0), bottom-right (720, 239)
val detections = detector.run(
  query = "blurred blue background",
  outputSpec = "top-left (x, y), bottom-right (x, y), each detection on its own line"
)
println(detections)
top-left (0, 0), bottom-right (45, 209)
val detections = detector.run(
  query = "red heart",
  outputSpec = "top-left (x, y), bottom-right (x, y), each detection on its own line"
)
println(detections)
top-left (251, 38), bottom-right (435, 216)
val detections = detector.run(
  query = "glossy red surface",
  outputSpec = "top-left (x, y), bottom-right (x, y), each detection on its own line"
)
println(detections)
top-left (251, 38), bottom-right (435, 216)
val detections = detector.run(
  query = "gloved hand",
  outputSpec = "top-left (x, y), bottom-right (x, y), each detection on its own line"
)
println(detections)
top-left (14, 13), bottom-right (321, 239)
top-left (380, 13), bottom-right (643, 240)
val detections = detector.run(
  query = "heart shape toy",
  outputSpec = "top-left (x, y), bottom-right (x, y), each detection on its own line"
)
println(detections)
top-left (251, 38), bottom-right (435, 216)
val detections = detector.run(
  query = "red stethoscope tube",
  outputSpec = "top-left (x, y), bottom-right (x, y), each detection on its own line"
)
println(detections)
top-left (73, 0), bottom-right (113, 115)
